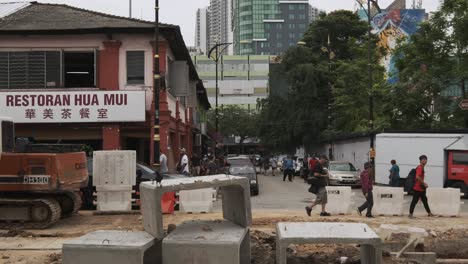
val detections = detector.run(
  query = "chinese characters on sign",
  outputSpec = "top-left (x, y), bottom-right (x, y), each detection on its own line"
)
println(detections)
top-left (0, 91), bottom-right (145, 123)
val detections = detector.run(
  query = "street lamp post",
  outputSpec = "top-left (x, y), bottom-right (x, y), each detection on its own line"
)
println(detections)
top-left (355, 0), bottom-right (381, 161)
top-left (152, 0), bottom-right (160, 166)
top-left (208, 42), bottom-right (233, 134)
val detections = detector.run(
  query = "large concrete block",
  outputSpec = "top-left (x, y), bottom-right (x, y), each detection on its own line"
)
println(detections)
top-left (93, 151), bottom-right (136, 186)
top-left (427, 187), bottom-right (463, 217)
top-left (276, 222), bottom-right (382, 264)
top-left (376, 224), bottom-right (428, 245)
top-left (140, 175), bottom-right (251, 239)
top-left (96, 185), bottom-right (132, 211)
top-left (373, 186), bottom-right (405, 216)
top-left (62, 230), bottom-right (160, 264)
top-left (325, 186), bottom-right (354, 214)
top-left (162, 220), bottom-right (250, 264)
top-left (179, 188), bottom-right (216, 213)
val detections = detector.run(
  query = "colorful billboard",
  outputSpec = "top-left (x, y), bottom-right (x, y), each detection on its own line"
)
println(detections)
top-left (359, 8), bottom-right (427, 83)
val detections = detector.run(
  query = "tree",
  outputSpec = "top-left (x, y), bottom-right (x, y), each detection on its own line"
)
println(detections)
top-left (391, 0), bottom-right (468, 128)
top-left (258, 10), bottom-right (388, 152)
top-left (208, 105), bottom-right (259, 148)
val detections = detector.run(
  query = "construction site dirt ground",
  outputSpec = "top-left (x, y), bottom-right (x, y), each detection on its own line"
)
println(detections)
top-left (0, 211), bottom-right (467, 264)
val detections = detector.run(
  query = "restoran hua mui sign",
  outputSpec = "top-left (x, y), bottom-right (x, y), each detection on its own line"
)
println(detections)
top-left (0, 91), bottom-right (145, 123)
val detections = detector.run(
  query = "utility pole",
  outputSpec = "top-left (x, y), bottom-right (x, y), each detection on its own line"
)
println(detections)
top-left (367, 0), bottom-right (374, 154)
top-left (208, 42), bottom-right (233, 136)
top-left (153, 0), bottom-right (160, 166)
top-left (129, 0), bottom-right (132, 18)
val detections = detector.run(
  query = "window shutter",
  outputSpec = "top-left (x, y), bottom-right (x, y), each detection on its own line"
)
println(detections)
top-left (0, 52), bottom-right (8, 89)
top-left (28, 51), bottom-right (46, 88)
top-left (9, 52), bottom-right (28, 89)
top-left (46, 51), bottom-right (61, 88)
top-left (126, 51), bottom-right (145, 84)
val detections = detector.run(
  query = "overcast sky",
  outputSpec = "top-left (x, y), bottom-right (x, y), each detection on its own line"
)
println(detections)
top-left (33, 0), bottom-right (442, 46)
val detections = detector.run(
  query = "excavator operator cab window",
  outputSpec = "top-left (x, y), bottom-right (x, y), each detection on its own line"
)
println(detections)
top-left (1, 120), bottom-right (14, 153)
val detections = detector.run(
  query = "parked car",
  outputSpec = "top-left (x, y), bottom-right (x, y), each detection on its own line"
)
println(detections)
top-left (326, 161), bottom-right (361, 187)
top-left (227, 157), bottom-right (259, 196)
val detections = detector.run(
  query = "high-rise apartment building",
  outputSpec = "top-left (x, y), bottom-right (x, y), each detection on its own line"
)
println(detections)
top-left (309, 5), bottom-right (324, 23)
top-left (195, 1), bottom-right (233, 55)
top-left (233, 0), bottom-right (311, 55)
top-left (195, 7), bottom-right (210, 55)
top-left (209, 0), bottom-right (233, 54)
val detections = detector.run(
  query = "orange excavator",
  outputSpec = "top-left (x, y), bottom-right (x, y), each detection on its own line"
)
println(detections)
top-left (0, 117), bottom-right (88, 228)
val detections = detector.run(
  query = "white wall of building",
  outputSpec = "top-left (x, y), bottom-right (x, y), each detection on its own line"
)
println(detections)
top-left (324, 137), bottom-right (371, 170)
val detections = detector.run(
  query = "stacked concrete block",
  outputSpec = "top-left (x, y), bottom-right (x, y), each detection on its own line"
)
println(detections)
top-left (163, 220), bottom-right (250, 264)
top-left (140, 175), bottom-right (252, 239)
top-left (325, 186), bottom-right (354, 214)
top-left (372, 186), bottom-right (405, 216)
top-left (140, 175), bottom-right (252, 264)
top-left (276, 222), bottom-right (382, 264)
top-left (62, 230), bottom-right (160, 264)
top-left (427, 187), bottom-right (463, 217)
top-left (93, 151), bottom-right (136, 211)
top-left (179, 188), bottom-right (217, 213)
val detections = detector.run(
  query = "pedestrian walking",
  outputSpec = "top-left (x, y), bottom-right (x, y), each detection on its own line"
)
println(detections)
top-left (262, 156), bottom-right (270, 175)
top-left (305, 155), bottom-right (331, 217)
top-left (357, 162), bottom-right (374, 218)
top-left (301, 155), bottom-right (310, 182)
top-left (389, 160), bottom-right (400, 187)
top-left (283, 156), bottom-right (294, 182)
top-left (409, 155), bottom-right (434, 218)
top-left (191, 153), bottom-right (201, 176)
top-left (159, 149), bottom-right (168, 175)
top-left (270, 156), bottom-right (277, 176)
top-left (304, 155), bottom-right (318, 182)
top-left (178, 148), bottom-right (190, 176)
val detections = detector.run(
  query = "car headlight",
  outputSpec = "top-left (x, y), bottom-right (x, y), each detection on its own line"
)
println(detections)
top-left (329, 174), bottom-right (339, 180)
top-left (250, 179), bottom-right (257, 184)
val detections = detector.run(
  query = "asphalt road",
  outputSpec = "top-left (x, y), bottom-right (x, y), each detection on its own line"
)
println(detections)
top-left (227, 173), bottom-right (468, 217)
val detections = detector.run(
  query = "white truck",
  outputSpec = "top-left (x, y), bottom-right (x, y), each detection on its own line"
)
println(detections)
top-left (375, 133), bottom-right (468, 198)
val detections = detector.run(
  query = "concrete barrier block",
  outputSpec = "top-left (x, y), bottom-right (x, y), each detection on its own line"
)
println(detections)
top-left (372, 186), bottom-right (405, 216)
top-left (325, 186), bottom-right (353, 215)
top-left (96, 185), bottom-right (132, 211)
top-left (93, 151), bottom-right (136, 186)
top-left (179, 188), bottom-right (215, 213)
top-left (376, 224), bottom-right (428, 245)
top-left (140, 175), bottom-right (251, 239)
top-left (276, 222), bottom-right (382, 264)
top-left (62, 230), bottom-right (161, 264)
top-left (427, 187), bottom-right (462, 217)
top-left (162, 220), bottom-right (250, 264)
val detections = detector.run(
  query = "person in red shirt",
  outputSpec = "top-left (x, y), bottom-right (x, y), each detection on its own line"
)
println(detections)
top-left (357, 162), bottom-right (374, 218)
top-left (409, 155), bottom-right (434, 218)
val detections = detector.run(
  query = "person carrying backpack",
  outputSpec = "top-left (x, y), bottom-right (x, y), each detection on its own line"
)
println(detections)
top-left (409, 155), bottom-right (434, 218)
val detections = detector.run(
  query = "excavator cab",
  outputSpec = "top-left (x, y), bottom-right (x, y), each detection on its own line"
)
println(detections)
top-left (0, 117), bottom-right (15, 155)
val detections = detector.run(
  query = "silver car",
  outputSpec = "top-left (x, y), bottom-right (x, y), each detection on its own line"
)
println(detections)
top-left (327, 161), bottom-right (361, 187)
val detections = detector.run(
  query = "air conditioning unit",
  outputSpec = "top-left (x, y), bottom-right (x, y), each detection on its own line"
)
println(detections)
top-left (194, 134), bottom-right (202, 147)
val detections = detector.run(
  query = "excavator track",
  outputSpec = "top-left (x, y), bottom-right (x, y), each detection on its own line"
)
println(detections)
top-left (0, 198), bottom-right (61, 229)
top-left (58, 192), bottom-right (82, 218)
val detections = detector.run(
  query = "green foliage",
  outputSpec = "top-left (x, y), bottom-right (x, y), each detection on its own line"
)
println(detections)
top-left (392, 0), bottom-right (468, 128)
top-left (207, 105), bottom-right (259, 144)
top-left (258, 10), bottom-right (388, 152)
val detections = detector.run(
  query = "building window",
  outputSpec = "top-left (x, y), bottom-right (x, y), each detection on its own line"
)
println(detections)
top-left (289, 14), bottom-right (295, 20)
top-left (289, 32), bottom-right (296, 39)
top-left (288, 24), bottom-right (296, 29)
top-left (299, 14), bottom-right (306, 20)
top-left (277, 42), bottom-right (283, 48)
top-left (126, 51), bottom-right (145, 84)
top-left (64, 52), bottom-right (95, 88)
top-left (289, 5), bottom-right (295, 10)
top-left (0, 50), bottom-right (98, 89)
top-left (277, 24), bottom-right (283, 29)
top-left (299, 4), bottom-right (306, 10)
top-left (276, 33), bottom-right (283, 39)
top-left (299, 24), bottom-right (307, 29)
top-left (0, 51), bottom-right (61, 89)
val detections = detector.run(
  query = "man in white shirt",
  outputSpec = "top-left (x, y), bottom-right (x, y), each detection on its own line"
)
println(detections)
top-left (159, 149), bottom-right (168, 174)
top-left (180, 148), bottom-right (190, 176)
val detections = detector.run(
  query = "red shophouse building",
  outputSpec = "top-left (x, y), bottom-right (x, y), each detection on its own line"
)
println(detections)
top-left (0, 2), bottom-right (210, 170)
